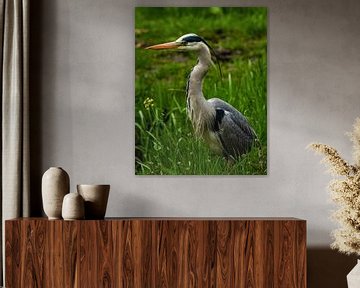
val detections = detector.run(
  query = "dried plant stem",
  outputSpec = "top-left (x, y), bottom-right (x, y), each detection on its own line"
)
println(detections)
top-left (350, 118), bottom-right (360, 167)
top-left (308, 143), bottom-right (357, 176)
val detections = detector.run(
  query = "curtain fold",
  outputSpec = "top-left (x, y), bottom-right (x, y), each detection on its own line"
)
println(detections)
top-left (0, 0), bottom-right (30, 284)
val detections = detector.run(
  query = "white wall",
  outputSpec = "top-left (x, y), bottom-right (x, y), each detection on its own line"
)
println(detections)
top-left (35, 0), bottom-right (360, 247)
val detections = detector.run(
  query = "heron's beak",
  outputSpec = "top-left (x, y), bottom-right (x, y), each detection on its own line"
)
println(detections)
top-left (145, 41), bottom-right (181, 50)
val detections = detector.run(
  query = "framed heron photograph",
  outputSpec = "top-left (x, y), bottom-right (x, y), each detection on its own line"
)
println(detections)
top-left (135, 7), bottom-right (267, 175)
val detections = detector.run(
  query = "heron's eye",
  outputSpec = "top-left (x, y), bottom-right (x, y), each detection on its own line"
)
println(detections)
top-left (184, 41), bottom-right (197, 46)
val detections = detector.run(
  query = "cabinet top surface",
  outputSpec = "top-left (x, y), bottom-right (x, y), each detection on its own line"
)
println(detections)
top-left (6, 217), bottom-right (306, 222)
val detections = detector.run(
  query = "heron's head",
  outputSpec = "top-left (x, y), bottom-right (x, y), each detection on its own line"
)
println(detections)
top-left (145, 33), bottom-right (211, 52)
top-left (146, 33), bottom-right (222, 77)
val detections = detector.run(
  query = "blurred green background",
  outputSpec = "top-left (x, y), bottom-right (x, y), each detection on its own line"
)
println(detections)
top-left (135, 7), bottom-right (267, 175)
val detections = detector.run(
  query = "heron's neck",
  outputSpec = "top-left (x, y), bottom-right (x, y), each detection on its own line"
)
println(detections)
top-left (187, 48), bottom-right (212, 99)
top-left (186, 46), bottom-right (214, 136)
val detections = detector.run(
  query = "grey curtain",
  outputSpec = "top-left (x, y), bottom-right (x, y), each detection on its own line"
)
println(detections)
top-left (0, 0), bottom-right (30, 284)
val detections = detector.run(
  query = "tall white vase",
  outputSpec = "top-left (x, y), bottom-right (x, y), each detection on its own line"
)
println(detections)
top-left (347, 260), bottom-right (360, 288)
top-left (42, 167), bottom-right (70, 219)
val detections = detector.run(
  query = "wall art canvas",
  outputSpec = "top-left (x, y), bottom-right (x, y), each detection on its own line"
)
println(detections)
top-left (135, 7), bottom-right (267, 175)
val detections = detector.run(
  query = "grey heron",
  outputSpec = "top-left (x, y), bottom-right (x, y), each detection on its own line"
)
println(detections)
top-left (146, 33), bottom-right (257, 160)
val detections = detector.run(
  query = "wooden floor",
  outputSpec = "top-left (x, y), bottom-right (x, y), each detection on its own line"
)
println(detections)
top-left (5, 218), bottom-right (306, 287)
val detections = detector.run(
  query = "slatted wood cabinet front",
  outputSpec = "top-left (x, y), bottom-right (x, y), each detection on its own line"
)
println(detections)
top-left (5, 218), bottom-right (306, 287)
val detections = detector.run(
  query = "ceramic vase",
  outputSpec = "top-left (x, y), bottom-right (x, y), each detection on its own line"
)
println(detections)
top-left (77, 184), bottom-right (110, 219)
top-left (347, 259), bottom-right (360, 288)
top-left (42, 167), bottom-right (70, 219)
top-left (62, 192), bottom-right (85, 220)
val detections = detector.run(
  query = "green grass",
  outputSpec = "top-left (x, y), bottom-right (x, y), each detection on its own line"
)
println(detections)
top-left (135, 7), bottom-right (267, 175)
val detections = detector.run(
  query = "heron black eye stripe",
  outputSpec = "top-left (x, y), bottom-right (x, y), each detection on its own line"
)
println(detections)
top-left (182, 35), bottom-right (204, 43)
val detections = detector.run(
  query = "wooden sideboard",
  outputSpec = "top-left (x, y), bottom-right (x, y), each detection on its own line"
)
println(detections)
top-left (5, 218), bottom-right (306, 287)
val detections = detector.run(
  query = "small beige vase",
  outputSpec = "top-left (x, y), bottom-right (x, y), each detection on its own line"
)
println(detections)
top-left (347, 259), bottom-right (360, 288)
top-left (42, 167), bottom-right (70, 219)
top-left (77, 184), bottom-right (110, 219)
top-left (62, 192), bottom-right (85, 220)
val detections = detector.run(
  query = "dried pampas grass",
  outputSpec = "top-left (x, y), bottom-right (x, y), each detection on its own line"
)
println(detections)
top-left (308, 118), bottom-right (360, 256)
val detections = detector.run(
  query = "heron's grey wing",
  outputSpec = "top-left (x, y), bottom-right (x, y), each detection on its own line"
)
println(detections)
top-left (215, 109), bottom-right (255, 157)
top-left (208, 98), bottom-right (256, 138)
top-left (208, 98), bottom-right (256, 157)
